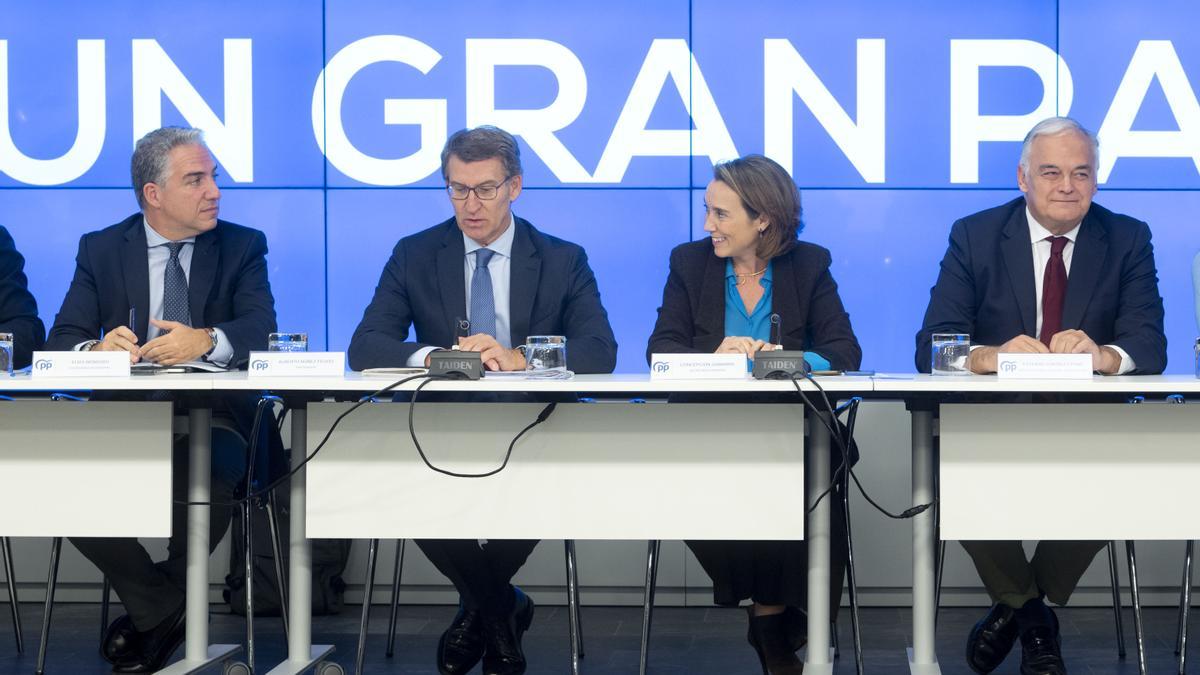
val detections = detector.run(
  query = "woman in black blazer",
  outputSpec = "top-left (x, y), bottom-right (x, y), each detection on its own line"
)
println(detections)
top-left (647, 155), bottom-right (861, 675)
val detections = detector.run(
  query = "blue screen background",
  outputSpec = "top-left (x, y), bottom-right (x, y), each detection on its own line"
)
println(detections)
top-left (2, 0), bottom-right (1199, 373)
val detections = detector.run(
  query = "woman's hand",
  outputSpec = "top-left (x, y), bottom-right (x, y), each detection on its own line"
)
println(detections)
top-left (715, 336), bottom-right (768, 358)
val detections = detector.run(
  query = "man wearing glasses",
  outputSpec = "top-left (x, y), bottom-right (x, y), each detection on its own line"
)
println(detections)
top-left (348, 125), bottom-right (617, 675)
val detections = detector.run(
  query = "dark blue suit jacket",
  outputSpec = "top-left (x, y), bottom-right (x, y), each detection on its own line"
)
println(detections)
top-left (46, 213), bottom-right (277, 367)
top-left (348, 216), bottom-right (618, 373)
top-left (0, 225), bottom-right (45, 369)
top-left (916, 197), bottom-right (1166, 374)
top-left (646, 238), bottom-right (862, 371)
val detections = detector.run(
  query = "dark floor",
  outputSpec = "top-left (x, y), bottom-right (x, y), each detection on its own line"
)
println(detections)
top-left (0, 603), bottom-right (1189, 674)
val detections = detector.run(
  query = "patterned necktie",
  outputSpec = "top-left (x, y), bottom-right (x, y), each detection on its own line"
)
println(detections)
top-left (469, 248), bottom-right (497, 339)
top-left (162, 242), bottom-right (192, 326)
top-left (1039, 236), bottom-right (1068, 346)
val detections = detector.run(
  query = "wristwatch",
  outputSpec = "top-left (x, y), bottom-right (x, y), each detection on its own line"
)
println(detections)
top-left (203, 328), bottom-right (218, 356)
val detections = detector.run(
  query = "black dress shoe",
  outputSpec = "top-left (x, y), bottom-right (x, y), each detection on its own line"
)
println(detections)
top-left (437, 604), bottom-right (485, 675)
top-left (782, 606), bottom-right (807, 653)
top-left (1019, 613), bottom-right (1066, 675)
top-left (966, 603), bottom-right (1019, 674)
top-left (102, 614), bottom-right (139, 664)
top-left (112, 604), bottom-right (185, 674)
top-left (746, 610), bottom-right (804, 675)
top-left (481, 587), bottom-right (535, 675)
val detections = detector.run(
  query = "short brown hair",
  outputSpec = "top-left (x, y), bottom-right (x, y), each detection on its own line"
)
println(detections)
top-left (712, 155), bottom-right (802, 260)
top-left (440, 125), bottom-right (522, 180)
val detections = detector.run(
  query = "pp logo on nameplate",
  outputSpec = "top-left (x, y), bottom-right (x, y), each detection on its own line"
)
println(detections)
top-left (996, 352), bottom-right (1092, 379)
top-left (30, 351), bottom-right (130, 378)
top-left (649, 353), bottom-right (746, 380)
top-left (247, 351), bottom-right (346, 378)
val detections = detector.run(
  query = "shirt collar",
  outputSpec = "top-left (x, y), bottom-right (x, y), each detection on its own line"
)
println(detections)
top-left (143, 220), bottom-right (197, 248)
top-left (1026, 207), bottom-right (1080, 245)
top-left (463, 213), bottom-right (516, 259)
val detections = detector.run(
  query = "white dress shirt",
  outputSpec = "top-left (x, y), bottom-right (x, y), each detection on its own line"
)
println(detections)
top-left (407, 213), bottom-right (516, 367)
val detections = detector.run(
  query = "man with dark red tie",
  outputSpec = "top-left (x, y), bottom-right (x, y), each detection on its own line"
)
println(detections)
top-left (915, 116), bottom-right (1166, 675)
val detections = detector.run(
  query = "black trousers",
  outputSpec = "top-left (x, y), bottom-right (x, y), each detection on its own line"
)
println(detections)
top-left (415, 539), bottom-right (539, 615)
top-left (71, 427), bottom-right (246, 631)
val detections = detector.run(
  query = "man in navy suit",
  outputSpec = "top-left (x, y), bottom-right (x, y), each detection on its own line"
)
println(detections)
top-left (0, 225), bottom-right (44, 370)
top-left (916, 117), bottom-right (1166, 675)
top-left (349, 125), bottom-right (616, 675)
top-left (47, 127), bottom-right (277, 673)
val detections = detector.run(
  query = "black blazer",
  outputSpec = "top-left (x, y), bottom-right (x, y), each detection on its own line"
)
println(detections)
top-left (0, 225), bottom-right (45, 369)
top-left (915, 197), bottom-right (1167, 374)
top-left (46, 213), bottom-right (277, 366)
top-left (646, 238), bottom-right (862, 371)
top-left (348, 216), bottom-right (618, 373)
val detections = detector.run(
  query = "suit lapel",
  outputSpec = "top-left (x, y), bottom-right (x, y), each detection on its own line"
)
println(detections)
top-left (771, 251), bottom-right (798, 340)
top-left (188, 229), bottom-right (218, 327)
top-left (695, 249), bottom-right (725, 342)
top-left (436, 222), bottom-right (467, 339)
top-left (120, 217), bottom-right (151, 341)
top-left (1061, 211), bottom-right (1107, 330)
top-left (1000, 205), bottom-right (1037, 336)
top-left (508, 219), bottom-right (540, 345)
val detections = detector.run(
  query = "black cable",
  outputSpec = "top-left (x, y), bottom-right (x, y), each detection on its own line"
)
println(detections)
top-left (795, 373), bottom-right (932, 520)
top-left (176, 372), bottom-right (559, 506)
top-left (407, 376), bottom-right (557, 478)
top-left (175, 373), bottom-right (438, 507)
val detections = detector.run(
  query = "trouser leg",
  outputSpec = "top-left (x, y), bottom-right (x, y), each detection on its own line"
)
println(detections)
top-left (960, 540), bottom-right (1040, 609)
top-left (1031, 540), bottom-right (1107, 606)
top-left (416, 539), bottom-right (539, 614)
top-left (69, 428), bottom-right (245, 631)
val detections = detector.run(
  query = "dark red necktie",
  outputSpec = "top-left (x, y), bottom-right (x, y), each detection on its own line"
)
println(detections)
top-left (1039, 236), bottom-right (1069, 346)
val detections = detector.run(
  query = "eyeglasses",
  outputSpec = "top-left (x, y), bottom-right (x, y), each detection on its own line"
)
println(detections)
top-left (446, 176), bottom-right (511, 201)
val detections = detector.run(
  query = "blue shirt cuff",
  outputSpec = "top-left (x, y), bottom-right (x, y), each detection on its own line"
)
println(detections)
top-left (804, 351), bottom-right (831, 372)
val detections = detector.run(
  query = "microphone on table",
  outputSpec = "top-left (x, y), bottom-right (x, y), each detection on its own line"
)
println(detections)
top-left (753, 313), bottom-right (810, 379)
top-left (430, 316), bottom-right (482, 379)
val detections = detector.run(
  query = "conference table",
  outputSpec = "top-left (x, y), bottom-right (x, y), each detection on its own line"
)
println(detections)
top-left (3, 370), bottom-right (1198, 675)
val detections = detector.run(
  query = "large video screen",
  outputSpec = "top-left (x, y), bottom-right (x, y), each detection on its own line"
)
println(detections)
top-left (3, 0), bottom-right (1198, 372)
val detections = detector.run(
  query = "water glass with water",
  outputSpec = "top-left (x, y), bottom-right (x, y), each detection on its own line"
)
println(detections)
top-left (1195, 337), bottom-right (1200, 378)
top-left (268, 332), bottom-right (308, 352)
top-left (525, 335), bottom-right (567, 374)
top-left (0, 332), bottom-right (11, 376)
top-left (931, 333), bottom-right (971, 375)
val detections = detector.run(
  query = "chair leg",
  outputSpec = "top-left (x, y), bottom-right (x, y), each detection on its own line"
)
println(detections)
top-left (356, 539), bottom-right (379, 675)
top-left (243, 501), bottom-right (256, 672)
top-left (266, 489), bottom-right (289, 639)
top-left (639, 540), bottom-right (660, 675)
top-left (35, 537), bottom-right (62, 675)
top-left (1108, 541), bottom-right (1127, 659)
top-left (1179, 540), bottom-right (1194, 674)
top-left (98, 575), bottom-right (111, 649)
top-left (1, 536), bottom-right (22, 653)
top-left (564, 540), bottom-right (582, 674)
top-left (1126, 541), bottom-right (1147, 675)
top-left (844, 504), bottom-right (864, 675)
top-left (934, 541), bottom-right (945, 628)
top-left (385, 539), bottom-right (405, 658)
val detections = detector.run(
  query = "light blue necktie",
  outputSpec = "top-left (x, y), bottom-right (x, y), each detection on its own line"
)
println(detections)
top-left (162, 242), bottom-right (191, 326)
top-left (470, 248), bottom-right (497, 338)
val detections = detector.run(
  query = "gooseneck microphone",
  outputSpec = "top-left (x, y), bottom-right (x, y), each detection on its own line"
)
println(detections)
top-left (752, 313), bottom-right (810, 379)
top-left (431, 316), bottom-right (482, 379)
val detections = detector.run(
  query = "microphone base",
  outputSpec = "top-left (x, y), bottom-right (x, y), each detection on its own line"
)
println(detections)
top-left (752, 350), bottom-right (810, 380)
top-left (429, 350), bottom-right (483, 380)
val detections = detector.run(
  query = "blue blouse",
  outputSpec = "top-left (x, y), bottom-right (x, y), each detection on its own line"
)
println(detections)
top-left (724, 259), bottom-right (831, 371)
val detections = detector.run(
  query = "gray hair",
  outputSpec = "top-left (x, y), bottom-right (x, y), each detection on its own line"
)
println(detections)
top-left (131, 127), bottom-right (205, 209)
top-left (1019, 117), bottom-right (1099, 179)
top-left (440, 126), bottom-right (522, 180)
